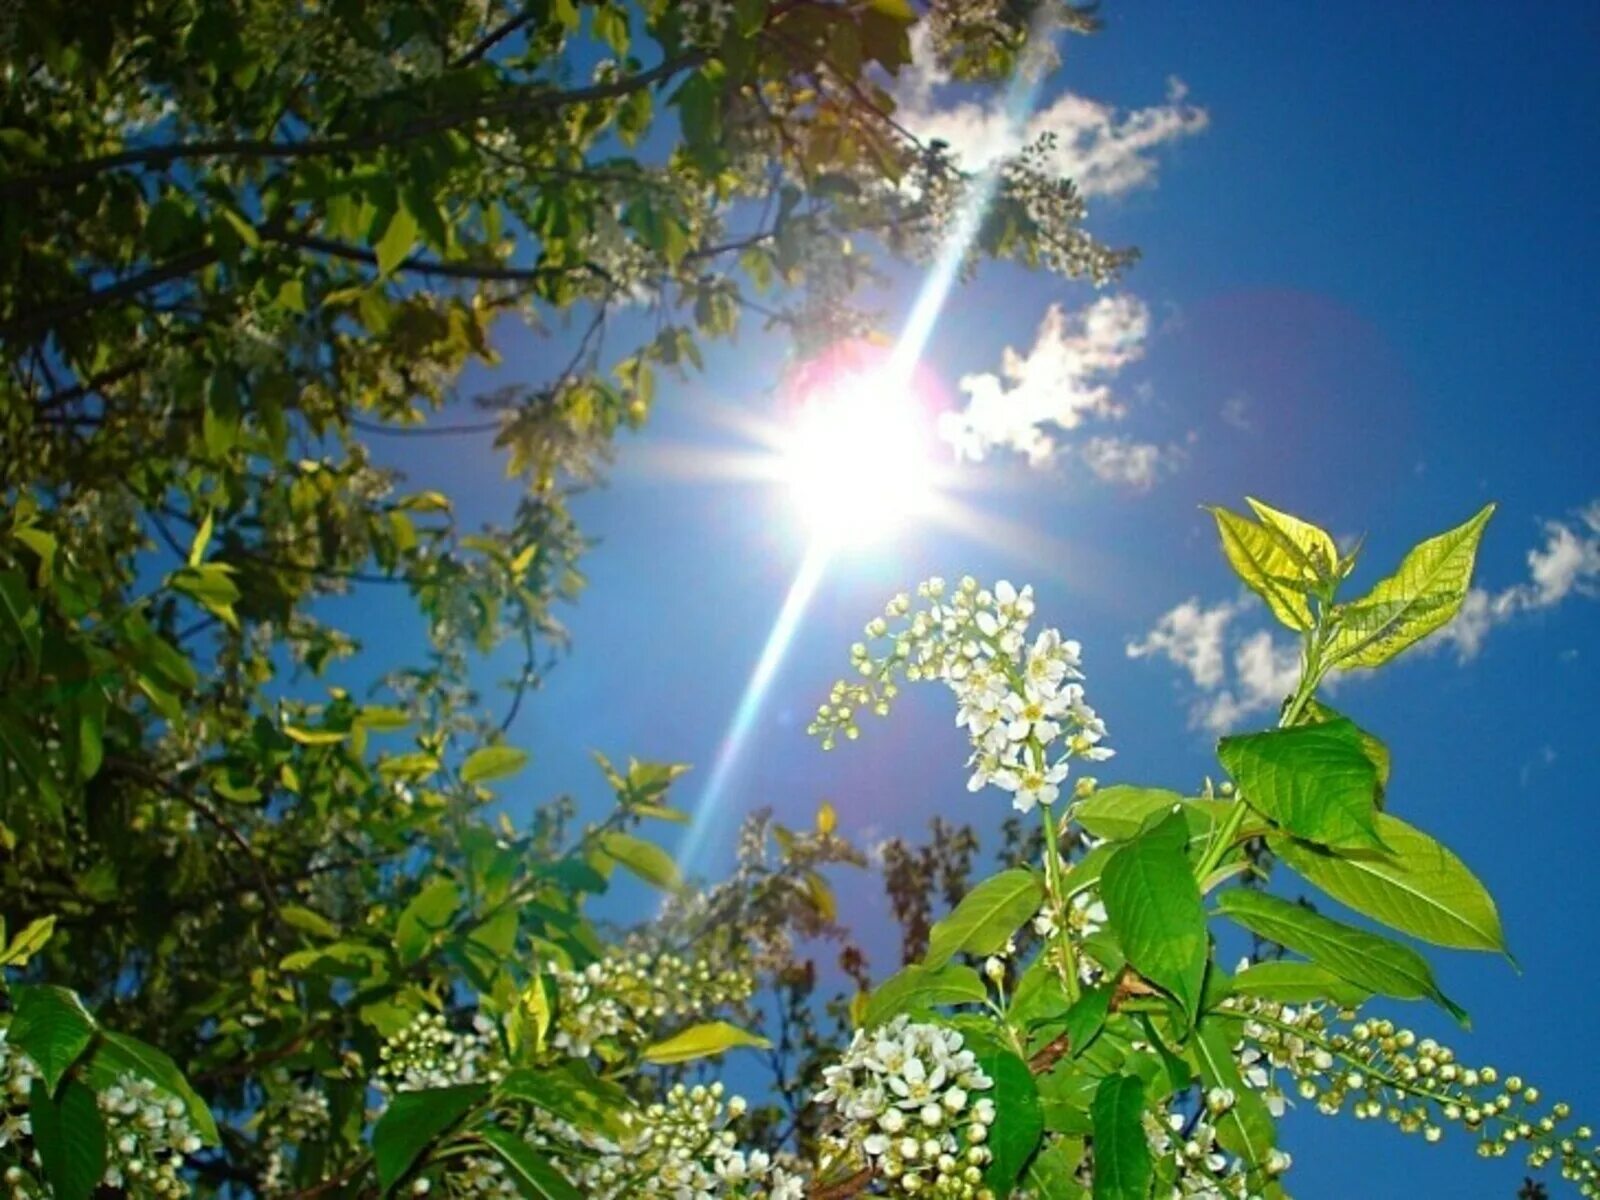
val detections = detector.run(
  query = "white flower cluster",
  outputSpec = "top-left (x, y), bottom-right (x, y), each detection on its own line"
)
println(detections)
top-left (577, 1082), bottom-right (804, 1199)
top-left (811, 578), bottom-right (1112, 814)
top-left (1220, 997), bottom-right (1600, 1194)
top-left (257, 1081), bottom-right (331, 1196)
top-left (97, 1074), bottom-right (203, 1196)
top-left (815, 1016), bottom-right (997, 1197)
top-left (550, 949), bottom-right (755, 1059)
top-left (377, 1012), bottom-right (502, 1094)
top-left (1138, 1104), bottom-right (1289, 1200)
top-left (0, 1031), bottom-right (37, 1175)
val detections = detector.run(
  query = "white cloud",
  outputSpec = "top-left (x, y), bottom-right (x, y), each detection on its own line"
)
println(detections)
top-left (897, 58), bottom-right (1208, 200)
top-left (1437, 502), bottom-right (1600, 661)
top-left (1126, 597), bottom-right (1303, 732)
top-left (1221, 394), bottom-right (1251, 431)
top-left (1125, 597), bottom-right (1240, 690)
top-left (1195, 632), bottom-right (1303, 733)
top-left (939, 295), bottom-right (1149, 466)
top-left (1080, 435), bottom-right (1185, 491)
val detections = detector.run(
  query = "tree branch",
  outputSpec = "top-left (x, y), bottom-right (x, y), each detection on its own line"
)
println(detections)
top-left (2, 52), bottom-right (707, 199)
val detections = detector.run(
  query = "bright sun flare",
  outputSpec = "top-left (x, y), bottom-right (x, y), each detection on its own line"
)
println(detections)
top-left (779, 368), bottom-right (940, 546)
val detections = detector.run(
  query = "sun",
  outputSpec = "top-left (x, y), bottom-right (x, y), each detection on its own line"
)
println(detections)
top-left (778, 364), bottom-right (942, 547)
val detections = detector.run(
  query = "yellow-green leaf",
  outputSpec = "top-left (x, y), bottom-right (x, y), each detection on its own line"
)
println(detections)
top-left (1328, 503), bottom-right (1495, 668)
top-left (642, 1021), bottom-right (769, 1065)
top-left (1205, 505), bottom-right (1315, 631)
top-left (597, 830), bottom-right (681, 892)
top-left (461, 744), bottom-right (529, 785)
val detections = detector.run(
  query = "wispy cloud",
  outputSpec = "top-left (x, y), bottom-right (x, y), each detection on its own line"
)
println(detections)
top-left (896, 52), bottom-right (1208, 200)
top-left (1079, 435), bottom-right (1187, 491)
top-left (1437, 501), bottom-right (1600, 660)
top-left (1128, 500), bottom-right (1600, 730)
top-left (938, 295), bottom-right (1150, 467)
top-left (1126, 598), bottom-right (1300, 732)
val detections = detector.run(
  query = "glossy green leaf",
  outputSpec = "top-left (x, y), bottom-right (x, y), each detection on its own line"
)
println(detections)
top-left (924, 868), bottom-right (1044, 969)
top-left (1328, 504), bottom-right (1495, 668)
top-left (1024, 1135), bottom-right (1089, 1198)
top-left (477, 1126), bottom-right (580, 1200)
top-left (373, 1083), bottom-right (487, 1194)
top-left (863, 962), bottom-right (987, 1028)
top-left (1216, 889), bottom-right (1468, 1026)
top-left (1101, 813), bottom-right (1207, 1022)
top-left (1225, 961), bottom-right (1372, 1007)
top-left (10, 985), bottom-right (96, 1092)
top-left (641, 1020), bottom-right (769, 1064)
top-left (1090, 1073), bottom-right (1151, 1200)
top-left (1218, 720), bottom-right (1383, 852)
top-left (1192, 1017), bottom-right (1275, 1173)
top-left (29, 1078), bottom-right (105, 1200)
top-left (498, 1062), bottom-right (633, 1139)
top-left (1074, 785), bottom-right (1186, 841)
top-left (972, 1043), bottom-right (1042, 1195)
top-left (1274, 813), bottom-right (1507, 953)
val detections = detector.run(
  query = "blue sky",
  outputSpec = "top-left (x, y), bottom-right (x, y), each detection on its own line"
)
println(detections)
top-left (374, 4), bottom-right (1600, 1194)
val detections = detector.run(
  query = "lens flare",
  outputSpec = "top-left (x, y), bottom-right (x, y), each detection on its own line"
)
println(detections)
top-left (780, 367), bottom-right (940, 546)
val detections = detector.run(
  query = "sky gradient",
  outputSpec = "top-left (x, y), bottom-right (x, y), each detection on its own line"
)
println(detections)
top-left (373, 5), bottom-right (1599, 1194)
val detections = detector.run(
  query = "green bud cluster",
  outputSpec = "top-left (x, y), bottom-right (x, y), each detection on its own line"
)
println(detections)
top-left (1221, 997), bottom-right (1599, 1193)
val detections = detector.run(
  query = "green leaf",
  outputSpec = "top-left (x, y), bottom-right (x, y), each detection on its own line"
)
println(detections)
top-left (372, 1084), bottom-right (487, 1194)
top-left (477, 1126), bottom-right (580, 1199)
top-left (10, 985), bottom-right (96, 1092)
top-left (1226, 961), bottom-right (1372, 1007)
top-left (863, 962), bottom-right (987, 1027)
top-left (461, 744), bottom-right (529, 785)
top-left (375, 204), bottom-right (419, 277)
top-left (29, 1078), bottom-right (105, 1200)
top-left (1273, 813), bottom-right (1508, 953)
top-left (1061, 982), bottom-right (1115, 1058)
top-left (498, 1062), bottom-right (633, 1139)
top-left (596, 830), bottom-right (681, 892)
top-left (1245, 497), bottom-right (1339, 583)
top-left (1024, 1136), bottom-right (1089, 1199)
top-left (1218, 720), bottom-right (1383, 852)
top-left (0, 568), bottom-right (41, 667)
top-left (1090, 1074), bottom-right (1151, 1200)
top-left (1191, 1017), bottom-right (1276, 1173)
top-left (1298, 699), bottom-right (1390, 788)
top-left (1075, 786), bottom-right (1186, 841)
top-left (1328, 503), bottom-right (1495, 668)
top-left (82, 1031), bottom-right (220, 1144)
top-left (1205, 505), bottom-right (1315, 631)
top-left (866, 0), bottom-right (915, 19)
top-left (0, 914), bottom-right (56, 966)
top-left (642, 1020), bottom-right (769, 1064)
top-left (1100, 813), bottom-right (1207, 1023)
top-left (924, 868), bottom-right (1044, 969)
top-left (971, 1043), bottom-right (1042, 1195)
top-left (395, 877), bottom-right (461, 965)
top-left (280, 904), bottom-right (341, 940)
top-left (1216, 889), bottom-right (1468, 1026)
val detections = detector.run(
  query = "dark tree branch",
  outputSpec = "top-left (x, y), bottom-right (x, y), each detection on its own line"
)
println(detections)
top-left (2, 52), bottom-right (707, 199)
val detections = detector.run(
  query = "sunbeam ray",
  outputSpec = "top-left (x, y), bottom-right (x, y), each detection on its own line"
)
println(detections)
top-left (675, 541), bottom-right (832, 876)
